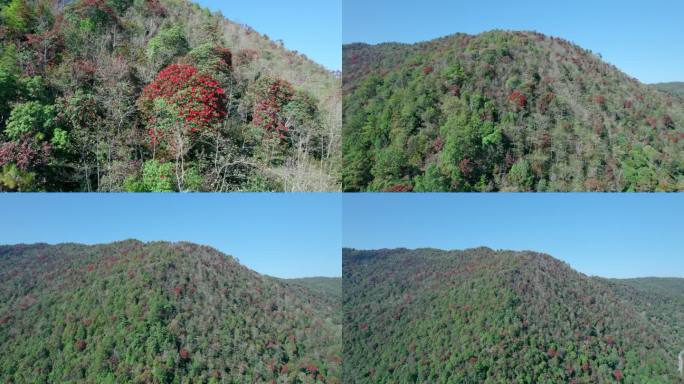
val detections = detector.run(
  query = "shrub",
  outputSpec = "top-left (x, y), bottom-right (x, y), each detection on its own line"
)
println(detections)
top-left (146, 26), bottom-right (189, 69)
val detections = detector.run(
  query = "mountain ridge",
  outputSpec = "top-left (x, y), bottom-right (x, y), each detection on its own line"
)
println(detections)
top-left (343, 29), bottom-right (684, 192)
top-left (343, 247), bottom-right (684, 383)
top-left (0, 240), bottom-right (341, 383)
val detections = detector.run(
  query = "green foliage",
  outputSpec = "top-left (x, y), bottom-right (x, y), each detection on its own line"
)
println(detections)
top-left (507, 158), bottom-right (533, 191)
top-left (147, 26), bottom-right (189, 69)
top-left (0, 0), bottom-right (31, 34)
top-left (413, 164), bottom-right (449, 192)
top-left (142, 159), bottom-right (174, 192)
top-left (50, 127), bottom-right (69, 150)
top-left (4, 101), bottom-right (55, 140)
top-left (0, 241), bottom-right (342, 383)
top-left (0, 163), bottom-right (36, 191)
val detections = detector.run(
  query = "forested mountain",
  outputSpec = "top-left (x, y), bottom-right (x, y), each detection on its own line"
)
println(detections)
top-left (0, 0), bottom-right (340, 191)
top-left (654, 83), bottom-right (684, 97)
top-left (0, 241), bottom-right (341, 383)
top-left (343, 248), bottom-right (684, 383)
top-left (342, 30), bottom-right (684, 191)
top-left (285, 277), bottom-right (342, 303)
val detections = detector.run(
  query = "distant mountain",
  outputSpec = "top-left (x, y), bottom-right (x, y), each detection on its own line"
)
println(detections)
top-left (343, 247), bottom-right (684, 383)
top-left (654, 82), bottom-right (684, 97)
top-left (343, 31), bottom-right (684, 191)
top-left (0, 241), bottom-right (341, 383)
top-left (285, 276), bottom-right (342, 302)
top-left (0, 0), bottom-right (340, 191)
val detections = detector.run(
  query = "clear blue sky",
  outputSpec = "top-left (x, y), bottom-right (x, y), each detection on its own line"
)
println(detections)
top-left (0, 194), bottom-right (341, 278)
top-left (196, 0), bottom-right (341, 71)
top-left (343, 194), bottom-right (684, 278)
top-left (343, 0), bottom-right (684, 83)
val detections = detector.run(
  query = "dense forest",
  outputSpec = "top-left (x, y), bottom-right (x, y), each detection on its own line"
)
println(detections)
top-left (343, 248), bottom-right (684, 383)
top-left (654, 83), bottom-right (684, 97)
top-left (0, 0), bottom-right (340, 191)
top-left (0, 241), bottom-right (342, 383)
top-left (342, 30), bottom-right (684, 191)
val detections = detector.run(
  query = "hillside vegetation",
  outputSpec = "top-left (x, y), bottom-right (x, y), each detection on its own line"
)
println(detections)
top-left (0, 241), bottom-right (341, 383)
top-left (343, 31), bottom-right (684, 191)
top-left (0, 0), bottom-right (340, 191)
top-left (343, 248), bottom-right (684, 383)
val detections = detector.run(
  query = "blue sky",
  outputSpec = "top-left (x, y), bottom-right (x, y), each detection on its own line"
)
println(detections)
top-left (0, 194), bottom-right (341, 278)
top-left (343, 194), bottom-right (684, 278)
top-left (343, 0), bottom-right (684, 83)
top-left (196, 0), bottom-right (341, 71)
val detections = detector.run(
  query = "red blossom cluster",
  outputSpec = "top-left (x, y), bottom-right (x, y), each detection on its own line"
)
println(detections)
top-left (508, 90), bottom-right (526, 109)
top-left (141, 64), bottom-right (227, 143)
top-left (252, 78), bottom-right (294, 141)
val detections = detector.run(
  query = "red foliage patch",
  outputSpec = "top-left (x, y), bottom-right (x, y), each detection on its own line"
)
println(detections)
top-left (82, 319), bottom-right (92, 327)
top-left (74, 340), bottom-right (87, 351)
top-left (382, 184), bottom-right (413, 192)
top-left (305, 364), bottom-right (318, 375)
top-left (459, 158), bottom-right (474, 177)
top-left (87, 264), bottom-right (95, 272)
top-left (0, 315), bottom-right (10, 324)
top-left (179, 347), bottom-right (190, 360)
top-left (592, 95), bottom-right (606, 105)
top-left (172, 286), bottom-right (183, 295)
top-left (645, 116), bottom-right (658, 129)
top-left (547, 347), bottom-right (557, 357)
top-left (280, 364), bottom-right (289, 374)
top-left (613, 369), bottom-right (623, 380)
top-left (0, 135), bottom-right (52, 170)
top-left (144, 0), bottom-right (166, 16)
top-left (623, 100), bottom-right (633, 109)
top-left (508, 90), bottom-right (526, 109)
top-left (432, 137), bottom-right (444, 152)
top-left (422, 65), bottom-right (434, 75)
top-left (252, 78), bottom-right (294, 140)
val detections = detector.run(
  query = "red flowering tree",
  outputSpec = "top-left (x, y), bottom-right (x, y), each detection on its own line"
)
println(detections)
top-left (251, 76), bottom-right (294, 142)
top-left (508, 90), bottom-right (526, 110)
top-left (140, 64), bottom-right (227, 145)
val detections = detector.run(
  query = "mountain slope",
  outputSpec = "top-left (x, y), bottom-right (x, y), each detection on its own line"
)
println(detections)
top-left (0, 241), bottom-right (341, 383)
top-left (0, 0), bottom-right (340, 191)
top-left (343, 248), bottom-right (684, 383)
top-left (343, 30), bottom-right (684, 191)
